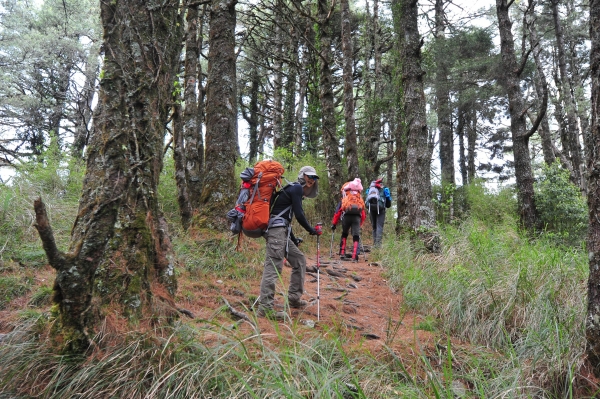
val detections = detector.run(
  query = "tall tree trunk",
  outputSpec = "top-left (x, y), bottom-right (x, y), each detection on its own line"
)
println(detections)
top-left (457, 104), bottom-right (468, 185)
top-left (340, 0), bottom-right (359, 180)
top-left (282, 33), bottom-right (298, 150)
top-left (467, 109), bottom-right (477, 183)
top-left (392, 0), bottom-right (438, 250)
top-left (294, 38), bottom-right (309, 156)
top-left (496, 0), bottom-right (539, 231)
top-left (173, 90), bottom-right (193, 230)
top-left (34, 0), bottom-right (183, 352)
top-left (197, 4), bottom-right (207, 179)
top-left (72, 53), bottom-right (99, 158)
top-left (242, 65), bottom-right (260, 163)
top-left (317, 0), bottom-right (343, 201)
top-left (271, 13), bottom-right (284, 150)
top-left (184, 4), bottom-right (204, 211)
top-left (552, 0), bottom-right (584, 190)
top-left (527, 2), bottom-right (556, 166)
top-left (435, 0), bottom-right (455, 194)
top-left (587, 0), bottom-right (600, 377)
top-left (199, 0), bottom-right (238, 229)
top-left (362, 0), bottom-right (377, 182)
top-left (48, 66), bottom-right (71, 151)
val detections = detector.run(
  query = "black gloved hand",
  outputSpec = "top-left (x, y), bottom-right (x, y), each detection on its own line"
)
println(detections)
top-left (294, 237), bottom-right (303, 246)
top-left (331, 224), bottom-right (336, 231)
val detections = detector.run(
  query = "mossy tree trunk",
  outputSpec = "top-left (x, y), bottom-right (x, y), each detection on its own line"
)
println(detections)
top-left (496, 0), bottom-right (541, 232)
top-left (392, 0), bottom-right (438, 251)
top-left (317, 0), bottom-right (343, 203)
top-left (34, 0), bottom-right (183, 353)
top-left (340, 0), bottom-right (359, 180)
top-left (587, 0), bottom-right (600, 377)
top-left (184, 4), bottom-right (205, 212)
top-left (435, 0), bottom-right (454, 202)
top-left (198, 0), bottom-right (238, 229)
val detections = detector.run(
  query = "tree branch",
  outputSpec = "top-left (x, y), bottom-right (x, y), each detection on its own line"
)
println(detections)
top-left (516, 46), bottom-right (533, 77)
top-left (186, 0), bottom-right (211, 6)
top-left (33, 198), bottom-right (65, 270)
top-left (524, 77), bottom-right (548, 139)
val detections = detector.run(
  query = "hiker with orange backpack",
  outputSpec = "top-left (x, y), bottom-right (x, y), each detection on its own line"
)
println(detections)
top-left (258, 166), bottom-right (322, 320)
top-left (331, 178), bottom-right (366, 262)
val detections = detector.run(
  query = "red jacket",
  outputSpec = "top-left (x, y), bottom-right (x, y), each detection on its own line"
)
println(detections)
top-left (331, 201), bottom-right (365, 226)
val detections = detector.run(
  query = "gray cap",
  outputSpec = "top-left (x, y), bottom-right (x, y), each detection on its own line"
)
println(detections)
top-left (298, 166), bottom-right (319, 198)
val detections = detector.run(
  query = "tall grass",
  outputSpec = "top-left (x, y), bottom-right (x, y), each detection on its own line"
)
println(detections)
top-left (381, 186), bottom-right (593, 397)
top-left (0, 317), bottom-right (438, 398)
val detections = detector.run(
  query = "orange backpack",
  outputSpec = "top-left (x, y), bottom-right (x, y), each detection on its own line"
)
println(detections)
top-left (241, 160), bottom-right (285, 238)
top-left (340, 182), bottom-right (365, 216)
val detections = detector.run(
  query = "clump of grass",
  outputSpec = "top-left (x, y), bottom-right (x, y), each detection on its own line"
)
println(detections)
top-left (0, 276), bottom-right (31, 309)
top-left (28, 285), bottom-right (53, 307)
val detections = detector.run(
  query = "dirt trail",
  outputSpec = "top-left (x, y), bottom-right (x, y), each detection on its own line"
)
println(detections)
top-left (196, 238), bottom-right (437, 354)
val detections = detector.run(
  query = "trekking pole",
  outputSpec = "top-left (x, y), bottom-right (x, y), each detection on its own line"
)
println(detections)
top-left (329, 229), bottom-right (334, 258)
top-left (360, 236), bottom-right (368, 262)
top-left (316, 223), bottom-right (323, 321)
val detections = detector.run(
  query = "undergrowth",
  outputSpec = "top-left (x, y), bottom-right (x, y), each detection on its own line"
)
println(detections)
top-left (381, 189), bottom-right (595, 397)
top-left (0, 153), bottom-right (598, 397)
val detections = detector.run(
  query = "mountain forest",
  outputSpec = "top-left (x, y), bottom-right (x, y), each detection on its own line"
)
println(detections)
top-left (1, 0), bottom-right (600, 396)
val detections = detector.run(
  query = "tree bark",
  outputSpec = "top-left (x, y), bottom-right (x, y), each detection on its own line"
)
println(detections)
top-left (72, 52), bottom-right (99, 158)
top-left (496, 0), bottom-right (539, 231)
top-left (34, 0), bottom-right (183, 352)
top-left (457, 104), bottom-right (468, 185)
top-left (282, 36), bottom-right (298, 151)
top-left (184, 4), bottom-right (204, 211)
top-left (242, 65), bottom-right (260, 163)
top-left (362, 0), bottom-right (377, 182)
top-left (173, 91), bottom-right (193, 230)
top-left (199, 0), bottom-right (238, 229)
top-left (587, 0), bottom-right (600, 377)
top-left (317, 0), bottom-right (343, 202)
top-left (340, 0), bottom-right (359, 180)
top-left (271, 12), bottom-right (284, 150)
top-left (294, 33), bottom-right (310, 156)
top-left (467, 109), bottom-right (477, 183)
top-left (552, 0), bottom-right (584, 190)
top-left (526, 2), bottom-right (556, 166)
top-left (435, 0), bottom-right (455, 194)
top-left (392, 0), bottom-right (438, 250)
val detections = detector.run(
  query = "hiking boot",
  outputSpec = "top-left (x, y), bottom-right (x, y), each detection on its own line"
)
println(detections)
top-left (288, 299), bottom-right (308, 309)
top-left (257, 307), bottom-right (286, 321)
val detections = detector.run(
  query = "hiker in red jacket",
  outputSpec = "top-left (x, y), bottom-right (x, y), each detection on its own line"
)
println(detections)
top-left (331, 178), bottom-right (366, 262)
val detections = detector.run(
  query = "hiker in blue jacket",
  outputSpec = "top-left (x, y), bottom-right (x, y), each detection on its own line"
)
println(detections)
top-left (366, 178), bottom-right (392, 248)
top-left (258, 166), bottom-right (322, 320)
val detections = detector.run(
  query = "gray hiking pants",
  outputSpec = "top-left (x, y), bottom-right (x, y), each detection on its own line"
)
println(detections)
top-left (369, 208), bottom-right (386, 247)
top-left (259, 226), bottom-right (306, 310)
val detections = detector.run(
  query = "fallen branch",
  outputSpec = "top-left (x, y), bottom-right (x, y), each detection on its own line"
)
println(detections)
top-left (221, 297), bottom-right (255, 326)
top-left (177, 308), bottom-right (195, 318)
